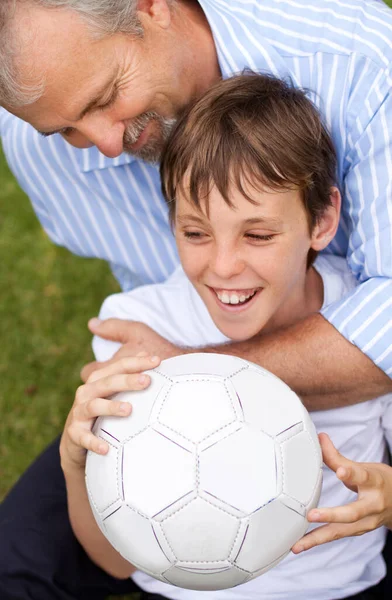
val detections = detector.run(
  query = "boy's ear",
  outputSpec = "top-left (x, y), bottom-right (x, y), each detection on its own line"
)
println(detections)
top-left (310, 187), bottom-right (341, 252)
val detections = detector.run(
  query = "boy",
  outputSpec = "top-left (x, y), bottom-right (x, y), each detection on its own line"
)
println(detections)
top-left (24, 74), bottom-right (392, 598)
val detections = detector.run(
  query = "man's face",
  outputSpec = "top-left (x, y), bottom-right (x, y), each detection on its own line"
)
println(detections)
top-left (175, 181), bottom-right (326, 342)
top-left (8, 3), bottom-right (209, 160)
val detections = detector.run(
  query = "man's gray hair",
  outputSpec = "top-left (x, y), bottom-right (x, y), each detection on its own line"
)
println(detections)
top-left (0, 0), bottom-right (172, 108)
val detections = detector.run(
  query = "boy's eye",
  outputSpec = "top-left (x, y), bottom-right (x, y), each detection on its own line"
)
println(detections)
top-left (183, 231), bottom-right (205, 239)
top-left (246, 233), bottom-right (275, 242)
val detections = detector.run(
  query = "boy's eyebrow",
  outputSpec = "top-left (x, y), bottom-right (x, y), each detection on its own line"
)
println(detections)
top-left (177, 214), bottom-right (283, 227)
top-left (176, 215), bottom-right (206, 224)
top-left (243, 217), bottom-right (283, 227)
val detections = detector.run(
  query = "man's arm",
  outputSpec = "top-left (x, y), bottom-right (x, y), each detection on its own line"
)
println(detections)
top-left (85, 314), bottom-right (392, 411)
top-left (213, 314), bottom-right (392, 410)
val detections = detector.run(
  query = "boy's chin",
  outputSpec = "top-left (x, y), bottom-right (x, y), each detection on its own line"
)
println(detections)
top-left (215, 321), bottom-right (263, 342)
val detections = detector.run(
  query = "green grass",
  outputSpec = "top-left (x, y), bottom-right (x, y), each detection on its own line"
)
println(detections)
top-left (0, 144), bottom-right (119, 499)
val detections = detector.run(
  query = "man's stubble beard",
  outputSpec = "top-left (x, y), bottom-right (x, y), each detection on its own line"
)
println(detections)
top-left (123, 111), bottom-right (177, 163)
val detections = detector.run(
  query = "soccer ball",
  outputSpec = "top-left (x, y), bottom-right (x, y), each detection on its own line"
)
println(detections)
top-left (86, 353), bottom-right (322, 591)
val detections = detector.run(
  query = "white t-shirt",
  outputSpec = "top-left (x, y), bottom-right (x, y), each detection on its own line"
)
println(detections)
top-left (93, 255), bottom-right (392, 600)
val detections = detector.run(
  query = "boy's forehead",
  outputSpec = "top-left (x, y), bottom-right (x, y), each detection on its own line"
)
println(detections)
top-left (174, 185), bottom-right (303, 225)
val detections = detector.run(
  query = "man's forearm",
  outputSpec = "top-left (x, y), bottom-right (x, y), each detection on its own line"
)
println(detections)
top-left (87, 315), bottom-right (392, 410)
top-left (202, 314), bottom-right (392, 411)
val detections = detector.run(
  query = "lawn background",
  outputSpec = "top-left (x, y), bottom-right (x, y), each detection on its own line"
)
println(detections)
top-left (0, 147), bottom-right (119, 499)
top-left (1, 4), bottom-right (391, 597)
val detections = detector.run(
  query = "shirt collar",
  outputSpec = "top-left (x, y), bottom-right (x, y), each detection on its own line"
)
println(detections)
top-left (77, 145), bottom-right (136, 173)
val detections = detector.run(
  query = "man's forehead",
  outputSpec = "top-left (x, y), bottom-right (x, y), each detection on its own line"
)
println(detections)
top-left (10, 5), bottom-right (121, 125)
top-left (13, 3), bottom-right (106, 81)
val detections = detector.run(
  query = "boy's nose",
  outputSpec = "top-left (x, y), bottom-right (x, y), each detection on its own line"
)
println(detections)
top-left (210, 248), bottom-right (245, 280)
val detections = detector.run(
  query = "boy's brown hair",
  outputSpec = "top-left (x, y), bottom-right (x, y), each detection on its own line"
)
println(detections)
top-left (160, 72), bottom-right (337, 234)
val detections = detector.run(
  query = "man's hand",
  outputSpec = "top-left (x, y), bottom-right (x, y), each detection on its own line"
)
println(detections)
top-left (81, 318), bottom-right (181, 382)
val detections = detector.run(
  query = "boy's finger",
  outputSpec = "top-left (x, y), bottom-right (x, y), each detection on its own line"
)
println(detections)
top-left (307, 498), bottom-right (370, 524)
top-left (86, 355), bottom-right (160, 383)
top-left (292, 521), bottom-right (365, 553)
top-left (319, 432), bottom-right (352, 473)
top-left (81, 360), bottom-right (106, 382)
top-left (76, 372), bottom-right (153, 406)
top-left (336, 462), bottom-right (371, 488)
top-left (75, 397), bottom-right (133, 421)
top-left (78, 431), bottom-right (109, 455)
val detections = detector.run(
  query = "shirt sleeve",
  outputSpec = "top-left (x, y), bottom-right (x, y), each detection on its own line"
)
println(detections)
top-left (381, 395), bottom-right (392, 453)
top-left (322, 63), bottom-right (392, 377)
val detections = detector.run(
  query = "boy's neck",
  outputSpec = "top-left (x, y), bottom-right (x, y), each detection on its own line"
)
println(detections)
top-left (260, 264), bottom-right (324, 337)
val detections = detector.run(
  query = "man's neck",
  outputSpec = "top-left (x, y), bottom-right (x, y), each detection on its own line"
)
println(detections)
top-left (176, 0), bottom-right (221, 97)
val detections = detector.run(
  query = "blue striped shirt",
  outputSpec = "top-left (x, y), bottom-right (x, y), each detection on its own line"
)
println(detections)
top-left (1, 0), bottom-right (392, 375)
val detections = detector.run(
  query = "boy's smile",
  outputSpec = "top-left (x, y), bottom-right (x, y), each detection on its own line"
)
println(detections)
top-left (210, 286), bottom-right (262, 310)
top-left (175, 179), bottom-right (335, 342)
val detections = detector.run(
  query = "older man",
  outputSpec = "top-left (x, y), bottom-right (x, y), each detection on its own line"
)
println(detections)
top-left (1, 0), bottom-right (392, 407)
top-left (1, 0), bottom-right (392, 599)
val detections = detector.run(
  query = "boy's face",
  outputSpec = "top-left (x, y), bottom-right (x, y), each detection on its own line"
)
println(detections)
top-left (175, 181), bottom-right (327, 341)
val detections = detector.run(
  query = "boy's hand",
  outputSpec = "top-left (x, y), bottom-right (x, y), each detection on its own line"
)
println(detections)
top-left (292, 433), bottom-right (392, 554)
top-left (60, 354), bottom-right (161, 472)
top-left (81, 319), bottom-right (179, 382)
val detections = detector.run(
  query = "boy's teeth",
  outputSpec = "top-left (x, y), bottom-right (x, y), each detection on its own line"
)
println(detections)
top-left (216, 290), bottom-right (256, 305)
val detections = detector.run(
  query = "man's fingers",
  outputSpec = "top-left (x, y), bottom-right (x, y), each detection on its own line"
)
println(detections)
top-left (88, 317), bottom-right (135, 343)
top-left (307, 498), bottom-right (371, 524)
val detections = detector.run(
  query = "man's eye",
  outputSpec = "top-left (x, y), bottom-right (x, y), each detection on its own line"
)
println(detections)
top-left (60, 127), bottom-right (75, 137)
top-left (38, 127), bottom-right (75, 138)
top-left (97, 90), bottom-right (118, 112)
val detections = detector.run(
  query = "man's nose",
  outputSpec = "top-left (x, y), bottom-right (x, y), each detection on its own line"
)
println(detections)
top-left (65, 117), bottom-right (126, 158)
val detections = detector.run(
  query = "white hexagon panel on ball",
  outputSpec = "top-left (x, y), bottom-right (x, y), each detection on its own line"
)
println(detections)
top-left (157, 377), bottom-right (238, 444)
top-left (160, 497), bottom-right (240, 562)
top-left (199, 426), bottom-right (277, 514)
top-left (122, 428), bottom-right (195, 518)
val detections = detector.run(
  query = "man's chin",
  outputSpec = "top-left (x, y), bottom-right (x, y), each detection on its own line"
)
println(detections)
top-left (123, 134), bottom-right (166, 163)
